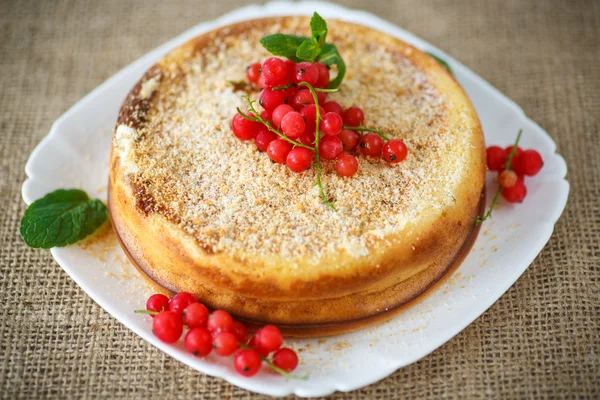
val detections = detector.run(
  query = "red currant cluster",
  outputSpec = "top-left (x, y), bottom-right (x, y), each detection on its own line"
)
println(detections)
top-left (486, 144), bottom-right (543, 203)
top-left (138, 292), bottom-right (300, 378)
top-left (231, 57), bottom-right (408, 179)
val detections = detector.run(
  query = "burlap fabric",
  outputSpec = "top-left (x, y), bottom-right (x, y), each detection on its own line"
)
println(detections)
top-left (1, 0), bottom-right (598, 398)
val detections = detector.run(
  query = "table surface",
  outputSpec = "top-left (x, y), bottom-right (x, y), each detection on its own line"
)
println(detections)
top-left (1, 0), bottom-right (599, 398)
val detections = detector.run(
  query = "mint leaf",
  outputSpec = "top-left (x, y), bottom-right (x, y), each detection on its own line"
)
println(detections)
top-left (426, 52), bottom-right (453, 74)
top-left (259, 34), bottom-right (306, 62)
top-left (310, 12), bottom-right (328, 47)
top-left (296, 40), bottom-right (321, 62)
top-left (20, 189), bottom-right (108, 248)
top-left (319, 44), bottom-right (346, 88)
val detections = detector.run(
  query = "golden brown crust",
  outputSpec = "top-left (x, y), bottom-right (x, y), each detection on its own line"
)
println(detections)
top-left (108, 17), bottom-right (486, 332)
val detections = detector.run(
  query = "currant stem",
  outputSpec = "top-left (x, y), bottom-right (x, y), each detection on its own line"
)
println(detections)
top-left (271, 83), bottom-right (294, 91)
top-left (134, 309), bottom-right (159, 315)
top-left (238, 342), bottom-right (308, 380)
top-left (476, 129), bottom-right (523, 224)
top-left (298, 82), bottom-right (337, 211)
top-left (343, 126), bottom-right (390, 141)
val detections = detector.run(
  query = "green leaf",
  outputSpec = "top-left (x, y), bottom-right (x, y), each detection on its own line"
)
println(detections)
top-left (319, 43), bottom-right (346, 88)
top-left (310, 12), bottom-right (328, 47)
top-left (259, 34), bottom-right (306, 62)
top-left (426, 52), bottom-right (453, 74)
top-left (296, 40), bottom-right (321, 62)
top-left (20, 189), bottom-right (108, 248)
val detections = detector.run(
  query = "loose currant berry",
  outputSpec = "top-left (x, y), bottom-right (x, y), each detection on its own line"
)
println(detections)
top-left (319, 135), bottom-right (344, 160)
top-left (517, 149), bottom-right (543, 176)
top-left (314, 62), bottom-right (330, 88)
top-left (246, 63), bottom-right (261, 84)
top-left (298, 131), bottom-right (316, 147)
top-left (383, 139), bottom-right (408, 163)
top-left (300, 104), bottom-right (324, 134)
top-left (272, 348), bottom-right (299, 372)
top-left (182, 302), bottom-right (209, 328)
top-left (232, 113), bottom-right (262, 140)
top-left (267, 139), bottom-right (293, 164)
top-left (234, 349), bottom-right (262, 377)
top-left (359, 133), bottom-right (383, 157)
top-left (323, 101), bottom-right (344, 116)
top-left (338, 129), bottom-right (360, 151)
top-left (231, 321), bottom-right (249, 344)
top-left (212, 332), bottom-right (239, 356)
top-left (292, 89), bottom-right (315, 110)
top-left (343, 106), bottom-right (365, 126)
top-left (146, 293), bottom-right (169, 317)
top-left (259, 87), bottom-right (285, 111)
top-left (152, 311), bottom-right (183, 344)
top-left (207, 309), bottom-right (234, 333)
top-left (168, 292), bottom-right (198, 316)
top-left (320, 112), bottom-right (343, 136)
top-left (286, 147), bottom-right (313, 172)
top-left (335, 154), bottom-right (359, 177)
top-left (294, 62), bottom-right (319, 86)
top-left (498, 169), bottom-right (518, 188)
top-left (272, 104), bottom-right (294, 128)
top-left (253, 325), bottom-right (283, 353)
top-left (486, 146), bottom-right (504, 171)
top-left (255, 129), bottom-right (278, 152)
top-left (502, 179), bottom-right (527, 203)
top-left (261, 57), bottom-right (289, 87)
top-left (248, 336), bottom-right (269, 357)
top-left (184, 327), bottom-right (212, 357)
top-left (281, 111), bottom-right (306, 139)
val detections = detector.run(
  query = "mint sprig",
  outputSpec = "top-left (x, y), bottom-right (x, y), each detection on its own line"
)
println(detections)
top-left (20, 189), bottom-right (108, 248)
top-left (427, 52), bottom-right (453, 74)
top-left (259, 13), bottom-right (346, 88)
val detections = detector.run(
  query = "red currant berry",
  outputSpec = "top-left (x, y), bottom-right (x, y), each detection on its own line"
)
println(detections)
top-left (286, 147), bottom-right (313, 173)
top-left (248, 335), bottom-right (270, 357)
top-left (272, 104), bottom-right (294, 128)
top-left (343, 106), bottom-right (365, 126)
top-left (231, 321), bottom-right (249, 344)
top-left (261, 57), bottom-right (288, 87)
top-left (234, 349), bottom-right (262, 377)
top-left (282, 86), bottom-right (298, 105)
top-left (292, 89), bottom-right (315, 110)
top-left (338, 129), bottom-right (360, 151)
top-left (335, 154), bottom-right (359, 177)
top-left (267, 139), bottom-right (293, 164)
top-left (383, 139), bottom-right (408, 163)
top-left (298, 131), bottom-right (316, 147)
top-left (246, 63), bottom-right (261, 84)
top-left (255, 129), bottom-right (278, 152)
top-left (260, 109), bottom-right (271, 121)
top-left (300, 104), bottom-right (324, 134)
top-left (146, 293), bottom-right (169, 317)
top-left (207, 309), bottom-right (234, 334)
top-left (184, 327), bottom-right (212, 357)
top-left (281, 111), bottom-right (306, 139)
top-left (499, 169), bottom-right (518, 188)
top-left (232, 113), bottom-right (262, 140)
top-left (314, 62), bottom-right (330, 88)
top-left (284, 60), bottom-right (296, 84)
top-left (272, 348), bottom-right (299, 372)
top-left (168, 292), bottom-right (198, 316)
top-left (323, 101), bottom-right (344, 116)
top-left (182, 302), bottom-right (209, 328)
top-left (502, 145), bottom-right (523, 169)
top-left (253, 325), bottom-right (283, 353)
top-left (294, 62), bottom-right (319, 86)
top-left (212, 331), bottom-right (239, 356)
top-left (502, 179), bottom-right (527, 203)
top-left (316, 91), bottom-right (327, 105)
top-left (359, 133), bottom-right (384, 157)
top-left (259, 87), bottom-right (285, 111)
top-left (320, 112), bottom-right (343, 136)
top-left (319, 135), bottom-right (344, 160)
top-left (517, 149), bottom-right (543, 176)
top-left (486, 146), bottom-right (504, 171)
top-left (152, 311), bottom-right (183, 344)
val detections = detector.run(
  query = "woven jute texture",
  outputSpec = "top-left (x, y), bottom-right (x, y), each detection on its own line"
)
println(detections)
top-left (1, 0), bottom-right (598, 398)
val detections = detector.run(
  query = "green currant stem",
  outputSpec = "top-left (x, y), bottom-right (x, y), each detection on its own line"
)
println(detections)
top-left (313, 87), bottom-right (340, 93)
top-left (343, 126), bottom-right (390, 141)
top-left (134, 309), bottom-right (159, 315)
top-left (238, 342), bottom-right (308, 380)
top-left (476, 129), bottom-right (523, 224)
top-left (271, 83), bottom-right (295, 91)
top-left (298, 82), bottom-right (337, 211)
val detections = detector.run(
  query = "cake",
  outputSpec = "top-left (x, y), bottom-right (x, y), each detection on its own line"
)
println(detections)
top-left (108, 17), bottom-right (486, 336)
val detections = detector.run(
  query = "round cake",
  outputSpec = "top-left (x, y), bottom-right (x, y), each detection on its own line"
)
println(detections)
top-left (108, 17), bottom-right (486, 336)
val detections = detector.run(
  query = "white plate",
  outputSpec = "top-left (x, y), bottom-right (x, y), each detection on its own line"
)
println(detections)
top-left (22, 1), bottom-right (569, 397)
